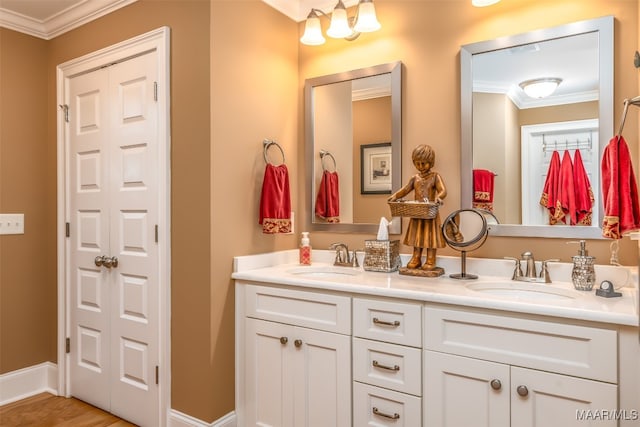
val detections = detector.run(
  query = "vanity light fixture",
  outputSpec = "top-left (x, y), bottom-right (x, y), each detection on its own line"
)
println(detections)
top-left (472, 0), bottom-right (501, 6)
top-left (300, 0), bottom-right (381, 46)
top-left (519, 77), bottom-right (563, 99)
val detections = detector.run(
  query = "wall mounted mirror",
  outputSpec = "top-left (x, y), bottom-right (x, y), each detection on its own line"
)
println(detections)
top-left (305, 62), bottom-right (402, 234)
top-left (460, 16), bottom-right (613, 238)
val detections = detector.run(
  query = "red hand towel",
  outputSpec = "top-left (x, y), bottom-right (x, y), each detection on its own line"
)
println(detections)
top-left (573, 150), bottom-right (595, 225)
top-left (539, 151), bottom-right (564, 224)
top-left (557, 150), bottom-right (576, 225)
top-left (472, 169), bottom-right (495, 212)
top-left (259, 164), bottom-right (292, 234)
top-left (315, 170), bottom-right (340, 223)
top-left (601, 135), bottom-right (640, 238)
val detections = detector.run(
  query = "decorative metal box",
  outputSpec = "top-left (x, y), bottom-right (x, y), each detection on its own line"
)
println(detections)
top-left (364, 240), bottom-right (401, 272)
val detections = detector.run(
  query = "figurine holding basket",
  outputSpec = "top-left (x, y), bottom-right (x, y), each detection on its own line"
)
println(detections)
top-left (387, 144), bottom-right (447, 276)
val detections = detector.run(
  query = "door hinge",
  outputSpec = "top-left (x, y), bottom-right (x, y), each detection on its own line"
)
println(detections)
top-left (155, 365), bottom-right (159, 385)
top-left (155, 225), bottom-right (158, 243)
top-left (154, 82), bottom-right (158, 102)
top-left (65, 222), bottom-right (70, 237)
top-left (59, 104), bottom-right (69, 123)
top-left (66, 337), bottom-right (71, 354)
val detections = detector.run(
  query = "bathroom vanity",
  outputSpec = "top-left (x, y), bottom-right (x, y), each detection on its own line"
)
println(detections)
top-left (233, 250), bottom-right (640, 427)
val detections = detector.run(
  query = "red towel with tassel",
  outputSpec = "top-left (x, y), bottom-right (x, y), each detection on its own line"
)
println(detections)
top-left (472, 169), bottom-right (495, 211)
top-left (315, 170), bottom-right (340, 223)
top-left (259, 164), bottom-right (292, 233)
top-left (539, 151), bottom-right (563, 224)
top-left (601, 135), bottom-right (640, 238)
top-left (573, 150), bottom-right (595, 225)
top-left (557, 150), bottom-right (576, 225)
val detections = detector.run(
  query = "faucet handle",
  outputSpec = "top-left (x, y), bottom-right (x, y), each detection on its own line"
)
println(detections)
top-left (539, 259), bottom-right (560, 283)
top-left (504, 257), bottom-right (523, 280)
top-left (352, 249), bottom-right (363, 268)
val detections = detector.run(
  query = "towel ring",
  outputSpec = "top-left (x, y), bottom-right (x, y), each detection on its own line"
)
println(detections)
top-left (320, 150), bottom-right (337, 172)
top-left (263, 139), bottom-right (285, 165)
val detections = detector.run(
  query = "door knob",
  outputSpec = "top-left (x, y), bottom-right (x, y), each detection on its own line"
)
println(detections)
top-left (95, 255), bottom-right (106, 267)
top-left (102, 256), bottom-right (118, 268)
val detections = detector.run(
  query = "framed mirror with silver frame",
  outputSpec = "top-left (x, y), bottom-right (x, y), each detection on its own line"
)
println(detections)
top-left (460, 16), bottom-right (613, 238)
top-left (305, 62), bottom-right (402, 234)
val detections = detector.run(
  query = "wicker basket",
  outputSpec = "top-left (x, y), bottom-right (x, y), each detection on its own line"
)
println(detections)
top-left (388, 201), bottom-right (439, 219)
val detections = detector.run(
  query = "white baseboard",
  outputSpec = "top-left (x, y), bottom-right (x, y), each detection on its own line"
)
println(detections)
top-left (0, 363), bottom-right (236, 427)
top-left (0, 362), bottom-right (58, 406)
top-left (169, 409), bottom-right (236, 427)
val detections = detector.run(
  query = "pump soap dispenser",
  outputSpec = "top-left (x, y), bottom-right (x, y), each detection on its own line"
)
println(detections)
top-left (569, 240), bottom-right (595, 291)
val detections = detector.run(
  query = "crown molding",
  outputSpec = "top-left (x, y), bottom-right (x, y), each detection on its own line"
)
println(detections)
top-left (261, 0), bottom-right (359, 22)
top-left (0, 0), bottom-right (137, 40)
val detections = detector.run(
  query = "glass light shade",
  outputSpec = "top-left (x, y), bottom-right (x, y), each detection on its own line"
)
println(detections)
top-left (472, 0), bottom-right (500, 6)
top-left (520, 78), bottom-right (562, 99)
top-left (326, 6), bottom-right (352, 38)
top-left (353, 1), bottom-right (381, 33)
top-left (300, 15), bottom-right (325, 46)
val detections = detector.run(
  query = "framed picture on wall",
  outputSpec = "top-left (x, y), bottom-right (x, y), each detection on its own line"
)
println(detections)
top-left (361, 142), bottom-right (392, 194)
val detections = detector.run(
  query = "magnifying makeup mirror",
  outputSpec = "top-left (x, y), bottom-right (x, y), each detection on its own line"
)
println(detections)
top-left (442, 209), bottom-right (489, 279)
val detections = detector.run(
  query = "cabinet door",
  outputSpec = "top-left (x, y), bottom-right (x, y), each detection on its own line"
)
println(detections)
top-left (292, 326), bottom-right (352, 427)
top-left (245, 318), bottom-right (295, 427)
top-left (511, 367), bottom-right (618, 427)
top-left (424, 351), bottom-right (510, 427)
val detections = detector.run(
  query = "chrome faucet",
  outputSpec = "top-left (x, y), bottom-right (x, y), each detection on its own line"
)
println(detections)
top-left (505, 252), bottom-right (559, 284)
top-left (330, 243), bottom-right (352, 267)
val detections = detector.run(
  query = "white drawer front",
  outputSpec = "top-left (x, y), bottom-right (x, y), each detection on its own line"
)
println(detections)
top-left (353, 298), bottom-right (422, 347)
top-left (353, 338), bottom-right (422, 396)
top-left (353, 381), bottom-right (421, 427)
top-left (424, 306), bottom-right (617, 383)
top-left (244, 284), bottom-right (351, 334)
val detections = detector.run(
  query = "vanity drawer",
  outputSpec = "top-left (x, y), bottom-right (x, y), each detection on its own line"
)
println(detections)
top-left (353, 298), bottom-right (422, 347)
top-left (353, 382), bottom-right (421, 427)
top-left (244, 284), bottom-right (351, 334)
top-left (424, 306), bottom-right (617, 383)
top-left (353, 337), bottom-right (422, 396)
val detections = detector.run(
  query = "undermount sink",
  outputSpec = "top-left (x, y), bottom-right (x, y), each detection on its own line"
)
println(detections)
top-left (286, 266), bottom-right (361, 278)
top-left (466, 281), bottom-right (581, 301)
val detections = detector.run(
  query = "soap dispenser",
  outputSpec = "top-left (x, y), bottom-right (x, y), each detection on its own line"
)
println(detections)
top-left (569, 240), bottom-right (595, 291)
top-left (299, 232), bottom-right (311, 265)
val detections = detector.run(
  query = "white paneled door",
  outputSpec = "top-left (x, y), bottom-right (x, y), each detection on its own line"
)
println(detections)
top-left (67, 50), bottom-right (161, 427)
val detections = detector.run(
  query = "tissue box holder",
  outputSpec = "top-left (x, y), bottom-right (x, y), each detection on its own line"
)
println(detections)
top-left (364, 240), bottom-right (401, 272)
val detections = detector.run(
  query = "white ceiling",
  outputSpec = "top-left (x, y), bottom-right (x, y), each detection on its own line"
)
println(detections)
top-left (0, 0), bottom-right (334, 40)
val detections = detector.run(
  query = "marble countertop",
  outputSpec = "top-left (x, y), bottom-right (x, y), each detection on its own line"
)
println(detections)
top-left (232, 250), bottom-right (639, 327)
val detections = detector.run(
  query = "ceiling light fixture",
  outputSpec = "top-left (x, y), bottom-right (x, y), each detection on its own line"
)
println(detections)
top-left (300, 0), bottom-right (381, 46)
top-left (519, 78), bottom-right (563, 99)
top-left (472, 0), bottom-right (501, 6)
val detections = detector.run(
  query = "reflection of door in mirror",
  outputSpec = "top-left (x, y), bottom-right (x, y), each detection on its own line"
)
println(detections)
top-left (461, 16), bottom-right (613, 239)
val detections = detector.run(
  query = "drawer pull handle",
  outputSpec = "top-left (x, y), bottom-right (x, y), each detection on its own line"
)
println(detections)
top-left (279, 337), bottom-right (288, 345)
top-left (373, 407), bottom-right (400, 420)
top-left (517, 385), bottom-right (529, 397)
top-left (490, 379), bottom-right (502, 390)
top-left (372, 317), bottom-right (400, 327)
top-left (373, 360), bottom-right (400, 371)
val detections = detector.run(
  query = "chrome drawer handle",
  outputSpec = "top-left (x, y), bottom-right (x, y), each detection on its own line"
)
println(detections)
top-left (373, 407), bottom-right (400, 420)
top-left (372, 317), bottom-right (400, 327)
top-left (372, 360), bottom-right (400, 371)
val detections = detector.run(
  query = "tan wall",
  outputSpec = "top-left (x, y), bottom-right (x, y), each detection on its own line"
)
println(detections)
top-left (299, 0), bottom-right (639, 265)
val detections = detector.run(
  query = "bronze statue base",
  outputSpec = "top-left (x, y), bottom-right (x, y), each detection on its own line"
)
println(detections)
top-left (399, 266), bottom-right (445, 277)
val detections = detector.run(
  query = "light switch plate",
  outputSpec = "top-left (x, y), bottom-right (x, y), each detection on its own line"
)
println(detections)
top-left (0, 214), bottom-right (24, 235)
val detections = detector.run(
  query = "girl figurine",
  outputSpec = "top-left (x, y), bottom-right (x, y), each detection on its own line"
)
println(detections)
top-left (388, 144), bottom-right (447, 274)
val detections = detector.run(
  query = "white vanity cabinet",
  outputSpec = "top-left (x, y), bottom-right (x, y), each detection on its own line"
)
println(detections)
top-left (237, 283), bottom-right (352, 427)
top-left (423, 305), bottom-right (619, 427)
top-left (352, 297), bottom-right (423, 426)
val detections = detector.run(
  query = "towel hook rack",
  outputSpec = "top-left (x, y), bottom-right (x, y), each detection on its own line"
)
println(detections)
top-left (263, 139), bottom-right (285, 165)
top-left (617, 96), bottom-right (640, 136)
top-left (319, 150), bottom-right (337, 172)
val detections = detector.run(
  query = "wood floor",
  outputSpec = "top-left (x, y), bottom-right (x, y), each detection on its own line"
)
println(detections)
top-left (0, 393), bottom-right (137, 426)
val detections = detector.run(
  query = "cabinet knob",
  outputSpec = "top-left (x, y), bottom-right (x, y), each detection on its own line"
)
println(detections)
top-left (517, 385), bottom-right (529, 397)
top-left (294, 339), bottom-right (303, 347)
top-left (279, 337), bottom-right (288, 345)
top-left (490, 379), bottom-right (502, 390)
